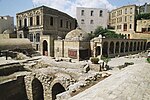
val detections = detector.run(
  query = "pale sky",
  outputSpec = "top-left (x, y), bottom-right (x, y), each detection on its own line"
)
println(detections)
top-left (0, 0), bottom-right (149, 24)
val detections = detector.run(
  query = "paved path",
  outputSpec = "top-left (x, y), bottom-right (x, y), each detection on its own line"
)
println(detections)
top-left (69, 60), bottom-right (150, 100)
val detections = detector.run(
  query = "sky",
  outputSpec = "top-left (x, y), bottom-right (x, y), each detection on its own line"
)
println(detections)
top-left (0, 0), bottom-right (150, 25)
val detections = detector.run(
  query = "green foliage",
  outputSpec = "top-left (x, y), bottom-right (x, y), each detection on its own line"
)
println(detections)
top-left (90, 57), bottom-right (99, 64)
top-left (136, 13), bottom-right (150, 20)
top-left (101, 56), bottom-right (111, 64)
top-left (147, 58), bottom-right (150, 63)
top-left (89, 26), bottom-right (126, 39)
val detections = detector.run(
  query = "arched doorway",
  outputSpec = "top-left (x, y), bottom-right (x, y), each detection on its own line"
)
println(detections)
top-left (129, 42), bottom-right (133, 52)
top-left (109, 42), bottom-right (114, 54)
top-left (147, 42), bottom-right (150, 49)
top-left (52, 83), bottom-right (66, 100)
top-left (43, 40), bottom-right (48, 56)
top-left (125, 42), bottom-right (129, 52)
top-left (32, 78), bottom-right (44, 100)
top-left (134, 42), bottom-right (137, 51)
top-left (115, 42), bottom-right (119, 54)
top-left (102, 42), bottom-right (108, 57)
top-left (120, 42), bottom-right (124, 53)
top-left (96, 46), bottom-right (101, 57)
top-left (140, 42), bottom-right (143, 50)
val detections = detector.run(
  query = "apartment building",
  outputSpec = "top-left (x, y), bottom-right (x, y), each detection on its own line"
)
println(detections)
top-left (109, 5), bottom-right (138, 33)
top-left (76, 7), bottom-right (109, 33)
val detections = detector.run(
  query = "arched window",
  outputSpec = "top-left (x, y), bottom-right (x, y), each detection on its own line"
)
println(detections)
top-left (36, 16), bottom-right (40, 25)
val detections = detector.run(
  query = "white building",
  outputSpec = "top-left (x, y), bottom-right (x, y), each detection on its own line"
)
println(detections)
top-left (76, 7), bottom-right (109, 33)
top-left (0, 16), bottom-right (14, 34)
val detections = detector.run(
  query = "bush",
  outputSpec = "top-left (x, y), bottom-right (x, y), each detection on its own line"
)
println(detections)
top-left (147, 58), bottom-right (150, 63)
top-left (90, 57), bottom-right (99, 64)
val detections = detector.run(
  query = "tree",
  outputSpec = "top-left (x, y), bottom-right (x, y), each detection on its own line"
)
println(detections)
top-left (89, 26), bottom-right (125, 39)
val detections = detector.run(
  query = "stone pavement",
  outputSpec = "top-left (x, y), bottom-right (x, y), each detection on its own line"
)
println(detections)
top-left (69, 61), bottom-right (150, 100)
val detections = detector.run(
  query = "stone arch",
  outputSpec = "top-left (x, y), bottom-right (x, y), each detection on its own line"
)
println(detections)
top-left (144, 42), bottom-right (146, 50)
top-left (102, 42), bottom-right (108, 57)
top-left (115, 42), bottom-right (119, 54)
top-left (129, 42), bottom-right (133, 52)
top-left (120, 42), bottom-right (124, 53)
top-left (32, 78), bottom-right (44, 100)
top-left (109, 41), bottom-right (114, 54)
top-left (43, 40), bottom-right (48, 56)
top-left (125, 42), bottom-right (129, 52)
top-left (51, 83), bottom-right (66, 100)
top-left (96, 46), bottom-right (101, 56)
top-left (137, 42), bottom-right (140, 51)
top-left (140, 42), bottom-right (143, 50)
top-left (147, 42), bottom-right (150, 49)
top-left (133, 42), bottom-right (137, 51)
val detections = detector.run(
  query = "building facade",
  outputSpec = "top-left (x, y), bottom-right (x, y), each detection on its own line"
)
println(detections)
top-left (139, 3), bottom-right (150, 14)
top-left (76, 7), bottom-right (109, 33)
top-left (16, 6), bottom-right (76, 56)
top-left (109, 5), bottom-right (138, 33)
top-left (136, 19), bottom-right (150, 33)
top-left (0, 16), bottom-right (14, 34)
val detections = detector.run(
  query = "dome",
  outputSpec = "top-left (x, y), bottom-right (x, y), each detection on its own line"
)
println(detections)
top-left (65, 28), bottom-right (90, 41)
top-left (3, 29), bottom-right (13, 34)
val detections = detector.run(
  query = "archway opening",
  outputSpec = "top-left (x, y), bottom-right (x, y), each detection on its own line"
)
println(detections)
top-left (140, 42), bottom-right (143, 50)
top-left (96, 46), bottom-right (101, 57)
top-left (102, 42), bottom-right (108, 57)
top-left (129, 42), bottom-right (133, 52)
top-left (32, 78), bottom-right (44, 100)
top-left (43, 40), bottom-right (48, 56)
top-left (52, 83), bottom-right (66, 100)
top-left (147, 42), bottom-right (150, 49)
top-left (115, 42), bottom-right (119, 54)
top-left (137, 42), bottom-right (140, 51)
top-left (134, 42), bottom-right (137, 51)
top-left (120, 42), bottom-right (124, 53)
top-left (125, 42), bottom-right (129, 52)
top-left (109, 42), bottom-right (114, 54)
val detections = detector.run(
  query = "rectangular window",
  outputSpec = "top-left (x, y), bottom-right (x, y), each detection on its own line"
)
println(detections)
top-left (130, 24), bottom-right (132, 29)
top-left (70, 23), bottom-right (72, 29)
top-left (60, 19), bottom-right (63, 28)
top-left (66, 21), bottom-right (68, 28)
top-left (130, 16), bottom-right (132, 21)
top-left (100, 10), bottom-right (103, 17)
top-left (24, 18), bottom-right (27, 27)
top-left (19, 20), bottom-right (22, 27)
top-left (36, 16), bottom-right (40, 25)
top-left (125, 16), bottom-right (127, 22)
top-left (30, 17), bottom-right (33, 26)
top-left (81, 19), bottom-right (84, 24)
top-left (90, 20), bottom-right (94, 24)
top-left (130, 8), bottom-right (133, 14)
top-left (125, 8), bottom-right (127, 14)
top-left (91, 11), bottom-right (94, 16)
top-left (50, 17), bottom-right (53, 26)
top-left (81, 10), bottom-right (84, 16)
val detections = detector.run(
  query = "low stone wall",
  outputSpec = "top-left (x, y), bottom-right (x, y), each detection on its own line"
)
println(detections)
top-left (0, 76), bottom-right (27, 100)
top-left (0, 63), bottom-right (24, 76)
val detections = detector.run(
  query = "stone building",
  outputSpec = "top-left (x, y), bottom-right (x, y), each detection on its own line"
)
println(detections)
top-left (54, 28), bottom-right (90, 60)
top-left (136, 19), bottom-right (150, 33)
top-left (0, 16), bottom-right (14, 34)
top-left (16, 6), bottom-right (76, 56)
top-left (109, 5), bottom-right (138, 34)
top-left (76, 7), bottom-right (109, 33)
top-left (139, 3), bottom-right (150, 14)
top-left (54, 28), bottom-right (148, 60)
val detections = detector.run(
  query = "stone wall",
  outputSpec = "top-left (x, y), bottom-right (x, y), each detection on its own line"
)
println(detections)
top-left (0, 76), bottom-right (27, 100)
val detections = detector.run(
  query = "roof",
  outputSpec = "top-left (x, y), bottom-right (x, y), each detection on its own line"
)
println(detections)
top-left (0, 39), bottom-right (32, 51)
top-left (65, 28), bottom-right (90, 42)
